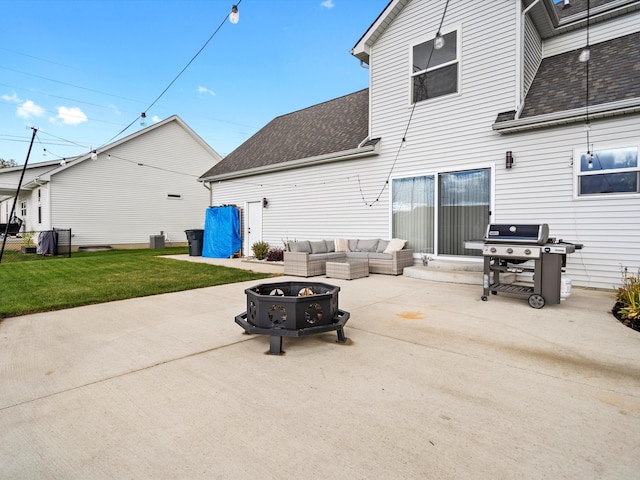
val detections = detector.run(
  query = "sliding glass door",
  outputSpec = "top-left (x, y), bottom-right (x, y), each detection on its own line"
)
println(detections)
top-left (392, 168), bottom-right (490, 257)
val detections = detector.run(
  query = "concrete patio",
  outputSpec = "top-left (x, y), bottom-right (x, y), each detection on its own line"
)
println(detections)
top-left (1, 257), bottom-right (639, 479)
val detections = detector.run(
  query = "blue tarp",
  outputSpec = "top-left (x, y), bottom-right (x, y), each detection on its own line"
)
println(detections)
top-left (202, 206), bottom-right (242, 258)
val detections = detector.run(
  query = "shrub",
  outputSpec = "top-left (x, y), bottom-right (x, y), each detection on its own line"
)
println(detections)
top-left (615, 266), bottom-right (640, 331)
top-left (251, 241), bottom-right (269, 260)
top-left (266, 248), bottom-right (283, 262)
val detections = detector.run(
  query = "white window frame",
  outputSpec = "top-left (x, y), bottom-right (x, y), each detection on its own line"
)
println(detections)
top-left (573, 143), bottom-right (640, 199)
top-left (409, 26), bottom-right (461, 105)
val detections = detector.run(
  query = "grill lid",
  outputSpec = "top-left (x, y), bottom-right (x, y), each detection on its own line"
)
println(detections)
top-left (484, 224), bottom-right (549, 245)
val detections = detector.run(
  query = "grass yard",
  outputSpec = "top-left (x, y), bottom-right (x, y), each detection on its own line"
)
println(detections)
top-left (0, 248), bottom-right (274, 318)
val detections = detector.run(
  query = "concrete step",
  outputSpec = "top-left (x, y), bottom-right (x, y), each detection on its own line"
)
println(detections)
top-left (403, 259), bottom-right (516, 285)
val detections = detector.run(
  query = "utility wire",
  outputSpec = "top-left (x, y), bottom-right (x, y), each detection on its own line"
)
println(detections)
top-left (102, 0), bottom-right (243, 146)
top-left (361, 0), bottom-right (450, 207)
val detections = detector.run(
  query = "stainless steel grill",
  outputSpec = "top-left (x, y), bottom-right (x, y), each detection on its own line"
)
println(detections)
top-left (481, 224), bottom-right (581, 308)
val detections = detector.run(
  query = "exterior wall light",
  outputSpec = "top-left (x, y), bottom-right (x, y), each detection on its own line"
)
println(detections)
top-left (262, 197), bottom-right (269, 208)
top-left (506, 151), bottom-right (514, 169)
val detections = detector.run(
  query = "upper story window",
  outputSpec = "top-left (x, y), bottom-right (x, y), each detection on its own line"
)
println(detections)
top-left (412, 30), bottom-right (459, 103)
top-left (577, 146), bottom-right (639, 196)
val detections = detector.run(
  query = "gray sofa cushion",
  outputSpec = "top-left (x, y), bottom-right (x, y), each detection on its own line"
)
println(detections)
top-left (348, 239), bottom-right (359, 252)
top-left (324, 240), bottom-right (336, 252)
top-left (376, 239), bottom-right (390, 253)
top-left (289, 240), bottom-right (311, 253)
top-left (355, 239), bottom-right (379, 252)
top-left (309, 252), bottom-right (347, 261)
top-left (345, 252), bottom-right (370, 259)
top-left (310, 240), bottom-right (328, 254)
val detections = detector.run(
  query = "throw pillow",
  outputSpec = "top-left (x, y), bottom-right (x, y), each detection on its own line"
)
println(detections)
top-left (334, 238), bottom-right (349, 252)
top-left (310, 240), bottom-right (328, 254)
top-left (289, 240), bottom-right (312, 253)
top-left (383, 238), bottom-right (406, 254)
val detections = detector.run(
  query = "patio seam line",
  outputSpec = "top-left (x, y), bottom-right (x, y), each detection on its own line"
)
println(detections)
top-left (0, 336), bottom-right (255, 412)
top-left (345, 324), bottom-right (640, 399)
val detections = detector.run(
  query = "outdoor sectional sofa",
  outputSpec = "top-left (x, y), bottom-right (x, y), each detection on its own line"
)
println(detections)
top-left (283, 238), bottom-right (414, 277)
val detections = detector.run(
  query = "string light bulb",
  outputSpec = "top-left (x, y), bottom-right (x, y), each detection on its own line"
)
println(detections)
top-left (579, 46), bottom-right (590, 63)
top-left (434, 31), bottom-right (445, 50)
top-left (91, 150), bottom-right (98, 161)
top-left (229, 5), bottom-right (239, 24)
top-left (140, 112), bottom-right (147, 126)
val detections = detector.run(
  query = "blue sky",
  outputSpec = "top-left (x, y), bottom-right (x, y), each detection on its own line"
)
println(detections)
top-left (1, 0), bottom-right (389, 163)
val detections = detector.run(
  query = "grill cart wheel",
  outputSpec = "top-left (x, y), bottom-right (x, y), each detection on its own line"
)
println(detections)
top-left (481, 295), bottom-right (488, 301)
top-left (528, 294), bottom-right (545, 309)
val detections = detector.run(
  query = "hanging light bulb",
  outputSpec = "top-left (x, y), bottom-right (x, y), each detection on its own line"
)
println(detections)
top-left (229, 5), bottom-right (239, 24)
top-left (91, 150), bottom-right (98, 161)
top-left (140, 112), bottom-right (147, 126)
top-left (579, 45), bottom-right (590, 63)
top-left (60, 158), bottom-right (66, 166)
top-left (584, 120), bottom-right (591, 130)
top-left (434, 31), bottom-right (445, 50)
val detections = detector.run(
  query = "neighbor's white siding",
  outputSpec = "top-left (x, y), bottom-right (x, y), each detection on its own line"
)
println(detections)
top-left (49, 120), bottom-right (215, 246)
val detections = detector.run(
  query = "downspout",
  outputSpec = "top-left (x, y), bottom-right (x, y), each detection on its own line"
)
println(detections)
top-left (516, 0), bottom-right (541, 116)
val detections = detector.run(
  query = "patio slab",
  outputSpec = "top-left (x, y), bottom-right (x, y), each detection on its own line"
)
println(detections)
top-left (1, 267), bottom-right (639, 479)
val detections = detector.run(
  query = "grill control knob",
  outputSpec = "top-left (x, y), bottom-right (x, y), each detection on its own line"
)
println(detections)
top-left (544, 247), bottom-right (551, 253)
top-left (490, 247), bottom-right (496, 253)
top-left (524, 248), bottom-right (531, 255)
top-left (506, 248), bottom-right (513, 254)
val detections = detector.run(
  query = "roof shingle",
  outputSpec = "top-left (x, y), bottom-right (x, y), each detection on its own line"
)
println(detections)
top-left (200, 89), bottom-right (370, 179)
top-left (519, 32), bottom-right (640, 118)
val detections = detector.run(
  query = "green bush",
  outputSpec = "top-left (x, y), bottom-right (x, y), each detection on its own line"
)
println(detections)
top-left (251, 241), bottom-right (270, 260)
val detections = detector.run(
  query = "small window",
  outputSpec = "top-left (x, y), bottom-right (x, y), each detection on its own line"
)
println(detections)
top-left (38, 206), bottom-right (42, 224)
top-left (412, 30), bottom-right (459, 103)
top-left (577, 146), bottom-right (639, 196)
top-left (20, 201), bottom-right (27, 217)
top-left (167, 193), bottom-right (183, 200)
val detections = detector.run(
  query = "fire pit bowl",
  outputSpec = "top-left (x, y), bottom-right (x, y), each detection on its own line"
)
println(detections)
top-left (235, 281), bottom-right (350, 355)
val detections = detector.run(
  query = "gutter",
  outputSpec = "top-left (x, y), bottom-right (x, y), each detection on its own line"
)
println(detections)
top-left (202, 143), bottom-right (380, 183)
top-left (493, 98), bottom-right (640, 133)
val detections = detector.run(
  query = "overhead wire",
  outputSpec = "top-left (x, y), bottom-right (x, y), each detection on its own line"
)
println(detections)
top-left (102, 0), bottom-right (243, 147)
top-left (360, 0), bottom-right (450, 207)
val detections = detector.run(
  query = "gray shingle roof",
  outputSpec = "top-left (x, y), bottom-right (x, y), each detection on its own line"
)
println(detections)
top-left (200, 89), bottom-right (371, 179)
top-left (518, 32), bottom-right (640, 118)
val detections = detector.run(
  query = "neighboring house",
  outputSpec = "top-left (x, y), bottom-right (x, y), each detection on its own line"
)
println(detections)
top-left (0, 115), bottom-right (221, 248)
top-left (199, 0), bottom-right (640, 290)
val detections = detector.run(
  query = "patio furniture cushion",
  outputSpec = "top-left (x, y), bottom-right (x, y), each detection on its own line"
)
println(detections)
top-left (376, 239), bottom-right (390, 253)
top-left (383, 238), bottom-right (406, 254)
top-left (355, 239), bottom-right (379, 252)
top-left (324, 240), bottom-right (336, 252)
top-left (310, 240), bottom-right (328, 254)
top-left (289, 240), bottom-right (312, 253)
top-left (335, 238), bottom-right (349, 252)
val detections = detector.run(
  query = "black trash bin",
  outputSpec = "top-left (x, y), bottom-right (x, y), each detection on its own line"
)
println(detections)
top-left (185, 229), bottom-right (204, 256)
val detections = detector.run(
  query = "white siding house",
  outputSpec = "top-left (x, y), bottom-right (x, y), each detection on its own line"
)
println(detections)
top-left (200, 0), bottom-right (640, 290)
top-left (0, 115), bottom-right (221, 248)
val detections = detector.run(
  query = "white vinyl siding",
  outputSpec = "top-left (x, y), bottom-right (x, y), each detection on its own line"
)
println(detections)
top-left (523, 14), bottom-right (542, 97)
top-left (49, 120), bottom-right (217, 246)
top-left (208, 0), bottom-right (640, 290)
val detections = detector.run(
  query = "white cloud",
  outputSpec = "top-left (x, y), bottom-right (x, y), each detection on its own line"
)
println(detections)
top-left (321, 0), bottom-right (335, 8)
top-left (151, 115), bottom-right (161, 123)
top-left (17, 100), bottom-right (45, 119)
top-left (197, 86), bottom-right (216, 96)
top-left (2, 93), bottom-right (22, 103)
top-left (55, 106), bottom-right (87, 125)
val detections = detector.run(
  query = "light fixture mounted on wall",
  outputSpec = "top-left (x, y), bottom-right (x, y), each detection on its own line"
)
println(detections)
top-left (262, 197), bottom-right (269, 208)
top-left (505, 151), bottom-right (514, 169)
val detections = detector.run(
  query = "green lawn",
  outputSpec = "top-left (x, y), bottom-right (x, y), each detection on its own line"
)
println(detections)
top-left (0, 248), bottom-right (274, 318)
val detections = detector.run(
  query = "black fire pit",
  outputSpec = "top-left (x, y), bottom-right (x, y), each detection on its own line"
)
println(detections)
top-left (235, 281), bottom-right (350, 355)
